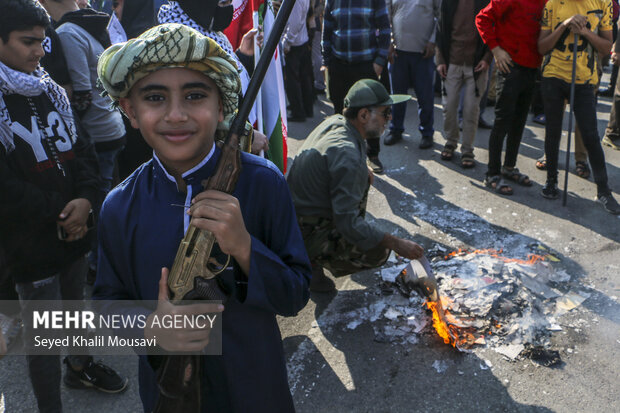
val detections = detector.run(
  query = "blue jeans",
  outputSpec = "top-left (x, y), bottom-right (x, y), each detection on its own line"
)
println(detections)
top-left (15, 257), bottom-right (90, 413)
top-left (389, 50), bottom-right (435, 137)
top-left (96, 146), bottom-right (123, 194)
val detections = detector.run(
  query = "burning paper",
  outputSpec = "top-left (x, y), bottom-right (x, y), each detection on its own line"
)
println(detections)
top-left (380, 247), bottom-right (578, 357)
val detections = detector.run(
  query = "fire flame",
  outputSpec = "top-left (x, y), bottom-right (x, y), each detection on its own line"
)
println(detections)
top-left (425, 300), bottom-right (454, 346)
top-left (443, 248), bottom-right (546, 265)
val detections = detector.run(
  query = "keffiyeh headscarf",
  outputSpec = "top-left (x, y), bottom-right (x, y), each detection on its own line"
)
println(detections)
top-left (0, 61), bottom-right (76, 154)
top-left (158, 1), bottom-right (241, 71)
top-left (97, 23), bottom-right (242, 135)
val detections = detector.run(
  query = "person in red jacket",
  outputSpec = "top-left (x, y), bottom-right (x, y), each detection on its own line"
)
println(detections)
top-left (476, 0), bottom-right (547, 195)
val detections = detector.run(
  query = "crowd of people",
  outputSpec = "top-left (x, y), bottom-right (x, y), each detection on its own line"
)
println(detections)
top-left (1, 0), bottom-right (620, 412)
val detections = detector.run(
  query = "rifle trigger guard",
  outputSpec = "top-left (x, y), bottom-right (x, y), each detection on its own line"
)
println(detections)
top-left (210, 254), bottom-right (231, 275)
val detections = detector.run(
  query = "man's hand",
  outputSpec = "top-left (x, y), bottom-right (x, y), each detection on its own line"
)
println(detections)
top-left (380, 234), bottom-right (424, 260)
top-left (422, 42), bottom-right (435, 59)
top-left (393, 239), bottom-right (424, 260)
top-left (251, 130), bottom-right (269, 154)
top-left (388, 43), bottom-right (397, 64)
top-left (563, 14), bottom-right (588, 34)
top-left (188, 190), bottom-right (251, 273)
top-left (474, 60), bottom-right (489, 73)
top-left (144, 268), bottom-right (224, 352)
top-left (437, 64), bottom-right (447, 79)
top-left (368, 167), bottom-right (375, 185)
top-left (373, 63), bottom-right (383, 79)
top-left (57, 198), bottom-right (91, 241)
top-left (492, 46), bottom-right (513, 74)
top-left (612, 52), bottom-right (619, 66)
top-left (238, 28), bottom-right (263, 56)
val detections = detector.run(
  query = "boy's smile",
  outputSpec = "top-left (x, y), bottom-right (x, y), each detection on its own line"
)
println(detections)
top-left (120, 67), bottom-right (224, 180)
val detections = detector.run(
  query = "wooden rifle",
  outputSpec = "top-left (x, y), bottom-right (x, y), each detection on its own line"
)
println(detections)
top-left (153, 1), bottom-right (298, 411)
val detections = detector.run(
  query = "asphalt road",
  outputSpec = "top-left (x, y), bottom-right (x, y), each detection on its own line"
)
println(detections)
top-left (1, 71), bottom-right (619, 413)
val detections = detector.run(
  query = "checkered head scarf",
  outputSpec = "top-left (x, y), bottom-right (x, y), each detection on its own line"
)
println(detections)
top-left (97, 23), bottom-right (241, 135)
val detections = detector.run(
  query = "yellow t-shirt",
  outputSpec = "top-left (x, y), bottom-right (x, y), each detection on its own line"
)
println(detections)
top-left (541, 0), bottom-right (613, 85)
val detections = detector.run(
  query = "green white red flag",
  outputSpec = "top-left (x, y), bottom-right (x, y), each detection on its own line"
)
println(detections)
top-left (224, 0), bottom-right (288, 172)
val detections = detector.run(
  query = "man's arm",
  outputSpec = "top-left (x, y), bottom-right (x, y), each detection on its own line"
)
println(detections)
top-left (476, 0), bottom-right (513, 73)
top-left (580, 27), bottom-right (613, 55)
top-left (539, 17), bottom-right (612, 56)
top-left (282, 0), bottom-right (308, 53)
top-left (373, 0), bottom-right (391, 68)
top-left (423, 0), bottom-right (442, 59)
top-left (321, 0), bottom-right (334, 67)
top-left (56, 28), bottom-right (93, 118)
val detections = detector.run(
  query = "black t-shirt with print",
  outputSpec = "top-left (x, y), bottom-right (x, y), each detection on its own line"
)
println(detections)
top-left (0, 92), bottom-right (99, 282)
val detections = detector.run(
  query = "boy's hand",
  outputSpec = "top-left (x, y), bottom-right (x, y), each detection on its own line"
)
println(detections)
top-left (188, 190), bottom-right (252, 273)
top-left (57, 198), bottom-right (91, 241)
top-left (144, 268), bottom-right (224, 352)
top-left (492, 46), bottom-right (513, 74)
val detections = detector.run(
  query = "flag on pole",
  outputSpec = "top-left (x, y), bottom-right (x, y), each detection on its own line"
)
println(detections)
top-left (224, 0), bottom-right (288, 172)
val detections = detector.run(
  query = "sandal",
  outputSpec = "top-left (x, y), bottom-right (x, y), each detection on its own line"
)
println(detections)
top-left (440, 144), bottom-right (456, 161)
top-left (501, 166), bottom-right (533, 186)
top-left (484, 175), bottom-right (513, 196)
top-left (461, 153), bottom-right (475, 169)
top-left (575, 161), bottom-right (590, 179)
top-left (535, 156), bottom-right (547, 170)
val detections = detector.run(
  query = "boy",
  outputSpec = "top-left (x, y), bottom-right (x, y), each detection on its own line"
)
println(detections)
top-left (0, 0), bottom-right (126, 410)
top-left (538, 0), bottom-right (620, 214)
top-left (94, 23), bottom-right (311, 412)
top-left (476, 0), bottom-right (547, 195)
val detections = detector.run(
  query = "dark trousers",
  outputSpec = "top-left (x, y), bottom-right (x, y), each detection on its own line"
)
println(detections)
top-left (487, 64), bottom-right (537, 176)
top-left (542, 77), bottom-right (610, 195)
top-left (389, 50), bottom-right (435, 138)
top-left (328, 58), bottom-right (390, 157)
top-left (15, 257), bottom-right (90, 413)
top-left (530, 69), bottom-right (544, 117)
top-left (605, 66), bottom-right (620, 142)
top-left (284, 42), bottom-right (314, 119)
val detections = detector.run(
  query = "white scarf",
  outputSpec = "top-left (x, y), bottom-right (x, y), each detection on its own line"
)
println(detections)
top-left (0, 61), bottom-right (75, 154)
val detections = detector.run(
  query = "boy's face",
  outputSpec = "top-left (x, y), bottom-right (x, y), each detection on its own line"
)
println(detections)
top-left (0, 26), bottom-right (46, 73)
top-left (120, 68), bottom-right (224, 175)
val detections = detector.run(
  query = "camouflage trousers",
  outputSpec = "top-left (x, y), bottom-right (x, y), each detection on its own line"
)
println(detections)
top-left (297, 215), bottom-right (390, 278)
